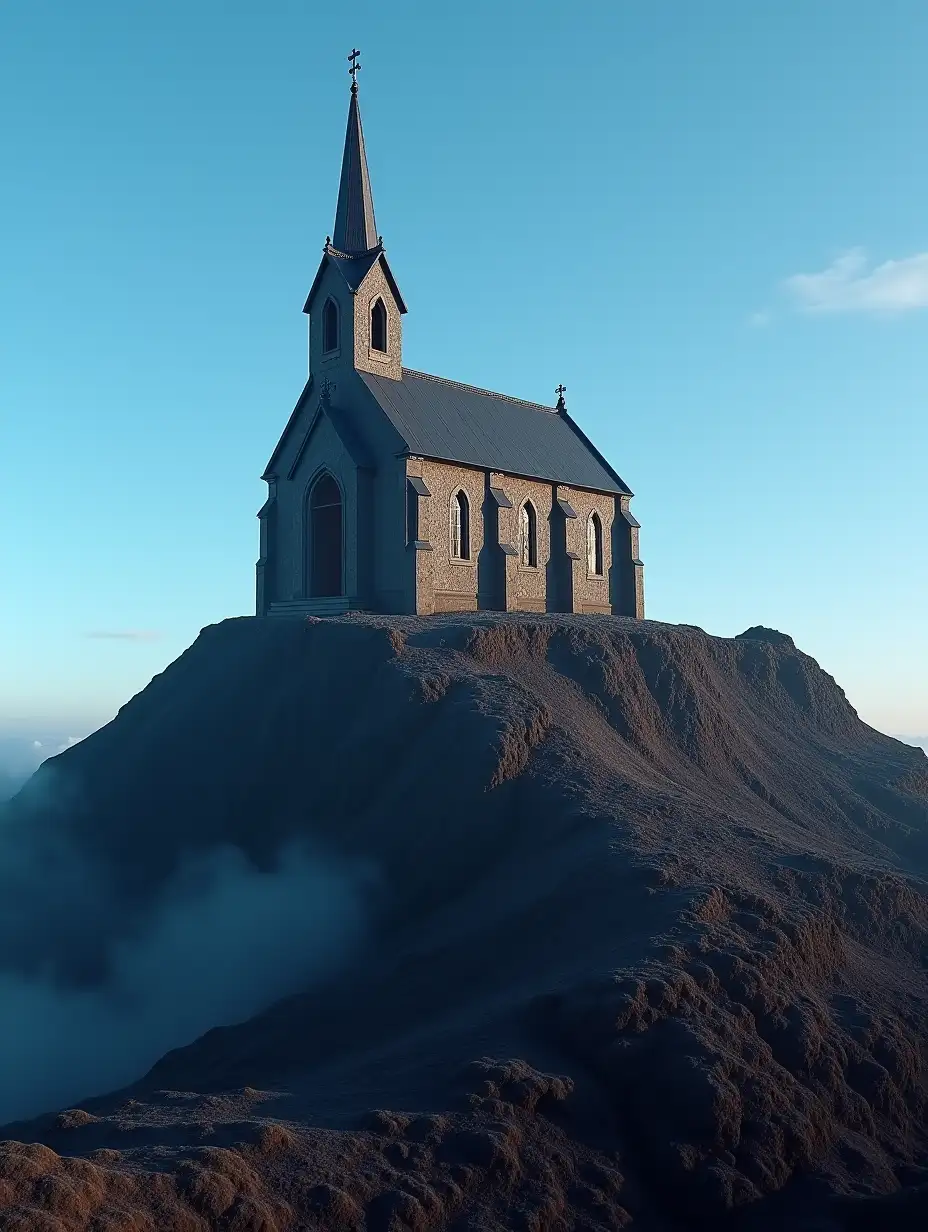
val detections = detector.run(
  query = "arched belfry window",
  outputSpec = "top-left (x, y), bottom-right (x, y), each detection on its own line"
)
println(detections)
top-left (308, 472), bottom-right (342, 597)
top-left (322, 298), bottom-right (339, 353)
top-left (450, 490), bottom-right (470, 559)
top-left (588, 512), bottom-right (604, 576)
top-left (371, 297), bottom-right (387, 353)
top-left (520, 501), bottom-right (538, 568)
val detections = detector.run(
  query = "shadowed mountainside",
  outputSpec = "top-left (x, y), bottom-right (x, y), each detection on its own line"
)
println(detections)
top-left (0, 613), bottom-right (926, 1231)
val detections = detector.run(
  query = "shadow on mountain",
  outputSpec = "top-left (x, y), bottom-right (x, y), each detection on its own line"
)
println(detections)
top-left (0, 613), bottom-right (925, 1230)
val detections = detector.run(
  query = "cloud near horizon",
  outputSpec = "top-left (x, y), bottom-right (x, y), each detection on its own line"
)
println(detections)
top-left (84, 630), bottom-right (162, 641)
top-left (784, 248), bottom-right (928, 315)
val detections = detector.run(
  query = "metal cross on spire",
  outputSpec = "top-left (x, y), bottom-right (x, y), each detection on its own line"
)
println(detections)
top-left (348, 48), bottom-right (361, 90)
top-left (555, 383), bottom-right (567, 411)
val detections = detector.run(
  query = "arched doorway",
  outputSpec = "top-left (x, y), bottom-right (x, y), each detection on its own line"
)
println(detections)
top-left (308, 473), bottom-right (343, 597)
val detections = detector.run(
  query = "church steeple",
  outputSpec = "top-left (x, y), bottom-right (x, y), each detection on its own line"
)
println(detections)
top-left (331, 51), bottom-right (379, 255)
top-left (304, 53), bottom-right (406, 381)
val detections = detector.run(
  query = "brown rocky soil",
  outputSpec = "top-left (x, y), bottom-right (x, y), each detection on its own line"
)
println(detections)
top-left (0, 613), bottom-right (926, 1230)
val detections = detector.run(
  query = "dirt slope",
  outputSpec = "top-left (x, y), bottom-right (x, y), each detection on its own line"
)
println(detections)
top-left (1, 613), bottom-right (926, 1231)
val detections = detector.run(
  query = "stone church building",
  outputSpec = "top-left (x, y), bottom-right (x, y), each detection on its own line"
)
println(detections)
top-left (257, 67), bottom-right (644, 619)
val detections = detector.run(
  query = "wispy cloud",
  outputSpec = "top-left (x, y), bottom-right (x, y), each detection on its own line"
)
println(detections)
top-left (748, 310), bottom-right (771, 327)
top-left (898, 735), bottom-right (928, 753)
top-left (784, 248), bottom-right (928, 315)
top-left (30, 736), bottom-right (83, 756)
top-left (84, 630), bottom-right (162, 641)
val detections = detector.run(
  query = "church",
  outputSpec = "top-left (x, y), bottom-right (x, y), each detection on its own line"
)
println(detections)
top-left (257, 57), bottom-right (644, 619)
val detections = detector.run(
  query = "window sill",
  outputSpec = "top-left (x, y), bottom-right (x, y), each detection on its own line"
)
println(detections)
top-left (449, 556), bottom-right (475, 567)
top-left (368, 349), bottom-right (391, 363)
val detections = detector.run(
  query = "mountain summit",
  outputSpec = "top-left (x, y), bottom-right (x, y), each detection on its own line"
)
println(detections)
top-left (1, 613), bottom-right (926, 1230)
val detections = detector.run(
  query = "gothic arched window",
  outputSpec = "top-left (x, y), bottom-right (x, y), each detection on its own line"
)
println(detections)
top-left (323, 298), bottom-right (339, 353)
top-left (450, 490), bottom-right (470, 559)
top-left (308, 472), bottom-right (342, 597)
top-left (520, 501), bottom-right (538, 568)
top-left (587, 512), bottom-right (604, 576)
top-left (371, 297), bottom-right (388, 352)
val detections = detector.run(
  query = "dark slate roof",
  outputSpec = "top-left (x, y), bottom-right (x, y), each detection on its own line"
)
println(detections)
top-left (303, 247), bottom-right (407, 314)
top-left (333, 84), bottom-right (378, 255)
top-left (361, 369), bottom-right (631, 495)
top-left (262, 376), bottom-right (377, 478)
top-left (264, 376), bottom-right (313, 477)
top-left (302, 80), bottom-right (407, 314)
top-left (329, 248), bottom-right (381, 290)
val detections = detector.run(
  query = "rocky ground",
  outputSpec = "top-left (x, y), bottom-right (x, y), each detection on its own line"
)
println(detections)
top-left (0, 613), bottom-right (925, 1230)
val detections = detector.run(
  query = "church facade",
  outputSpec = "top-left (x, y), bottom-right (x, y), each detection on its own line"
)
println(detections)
top-left (257, 67), bottom-right (644, 619)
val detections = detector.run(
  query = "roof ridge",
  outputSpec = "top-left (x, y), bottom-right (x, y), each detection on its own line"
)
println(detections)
top-left (401, 368), bottom-right (558, 414)
top-left (327, 244), bottom-right (382, 260)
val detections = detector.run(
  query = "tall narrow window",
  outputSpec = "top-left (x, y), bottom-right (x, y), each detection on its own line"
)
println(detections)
top-left (323, 299), bottom-right (339, 353)
top-left (520, 501), bottom-right (538, 567)
top-left (308, 473), bottom-right (342, 597)
top-left (371, 297), bottom-right (387, 352)
top-left (588, 512), bottom-right (604, 576)
top-left (450, 490), bottom-right (470, 559)
top-left (406, 481), bottom-right (419, 545)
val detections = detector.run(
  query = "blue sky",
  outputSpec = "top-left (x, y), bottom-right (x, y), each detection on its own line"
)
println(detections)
top-left (1, 0), bottom-right (926, 745)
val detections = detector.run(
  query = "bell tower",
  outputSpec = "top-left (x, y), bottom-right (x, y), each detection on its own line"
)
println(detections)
top-left (303, 51), bottom-right (407, 382)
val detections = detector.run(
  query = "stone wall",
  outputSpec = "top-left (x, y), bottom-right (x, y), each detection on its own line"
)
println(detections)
top-left (307, 256), bottom-right (403, 384)
top-left (559, 485), bottom-right (614, 615)
top-left (273, 410), bottom-right (361, 604)
top-left (494, 474), bottom-right (552, 613)
top-left (611, 495), bottom-right (646, 618)
top-left (309, 261), bottom-right (351, 383)
top-left (403, 460), bottom-right (645, 618)
top-left (407, 459), bottom-right (484, 614)
top-left (255, 478), bottom-right (278, 615)
top-left (353, 260), bottom-right (403, 381)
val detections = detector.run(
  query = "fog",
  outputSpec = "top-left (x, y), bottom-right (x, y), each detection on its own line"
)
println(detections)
top-left (0, 768), bottom-right (368, 1125)
top-left (0, 733), bottom-right (86, 803)
top-left (0, 770), bottom-right (26, 804)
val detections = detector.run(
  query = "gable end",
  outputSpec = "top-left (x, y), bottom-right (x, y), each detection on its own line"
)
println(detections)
top-left (263, 376), bottom-right (314, 478)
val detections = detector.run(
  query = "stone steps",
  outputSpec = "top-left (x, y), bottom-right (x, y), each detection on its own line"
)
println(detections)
top-left (267, 597), bottom-right (361, 618)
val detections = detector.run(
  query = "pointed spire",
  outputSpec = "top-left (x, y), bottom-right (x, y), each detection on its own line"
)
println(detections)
top-left (331, 51), bottom-right (379, 255)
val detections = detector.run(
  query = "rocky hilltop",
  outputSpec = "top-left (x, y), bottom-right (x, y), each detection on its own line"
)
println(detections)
top-left (0, 613), bottom-right (926, 1231)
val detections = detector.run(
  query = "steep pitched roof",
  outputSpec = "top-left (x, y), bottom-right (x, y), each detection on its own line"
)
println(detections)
top-left (263, 376), bottom-right (314, 477)
top-left (302, 78), bottom-right (407, 316)
top-left (333, 82), bottom-right (378, 255)
top-left (262, 377), bottom-right (375, 479)
top-left (303, 246), bottom-right (407, 315)
top-left (361, 369), bottom-right (632, 495)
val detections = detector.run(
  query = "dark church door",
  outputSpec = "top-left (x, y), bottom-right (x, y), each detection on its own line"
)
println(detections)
top-left (309, 474), bottom-right (343, 597)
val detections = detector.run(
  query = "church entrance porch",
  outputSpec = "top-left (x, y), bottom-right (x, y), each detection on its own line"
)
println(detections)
top-left (307, 473), bottom-right (343, 598)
